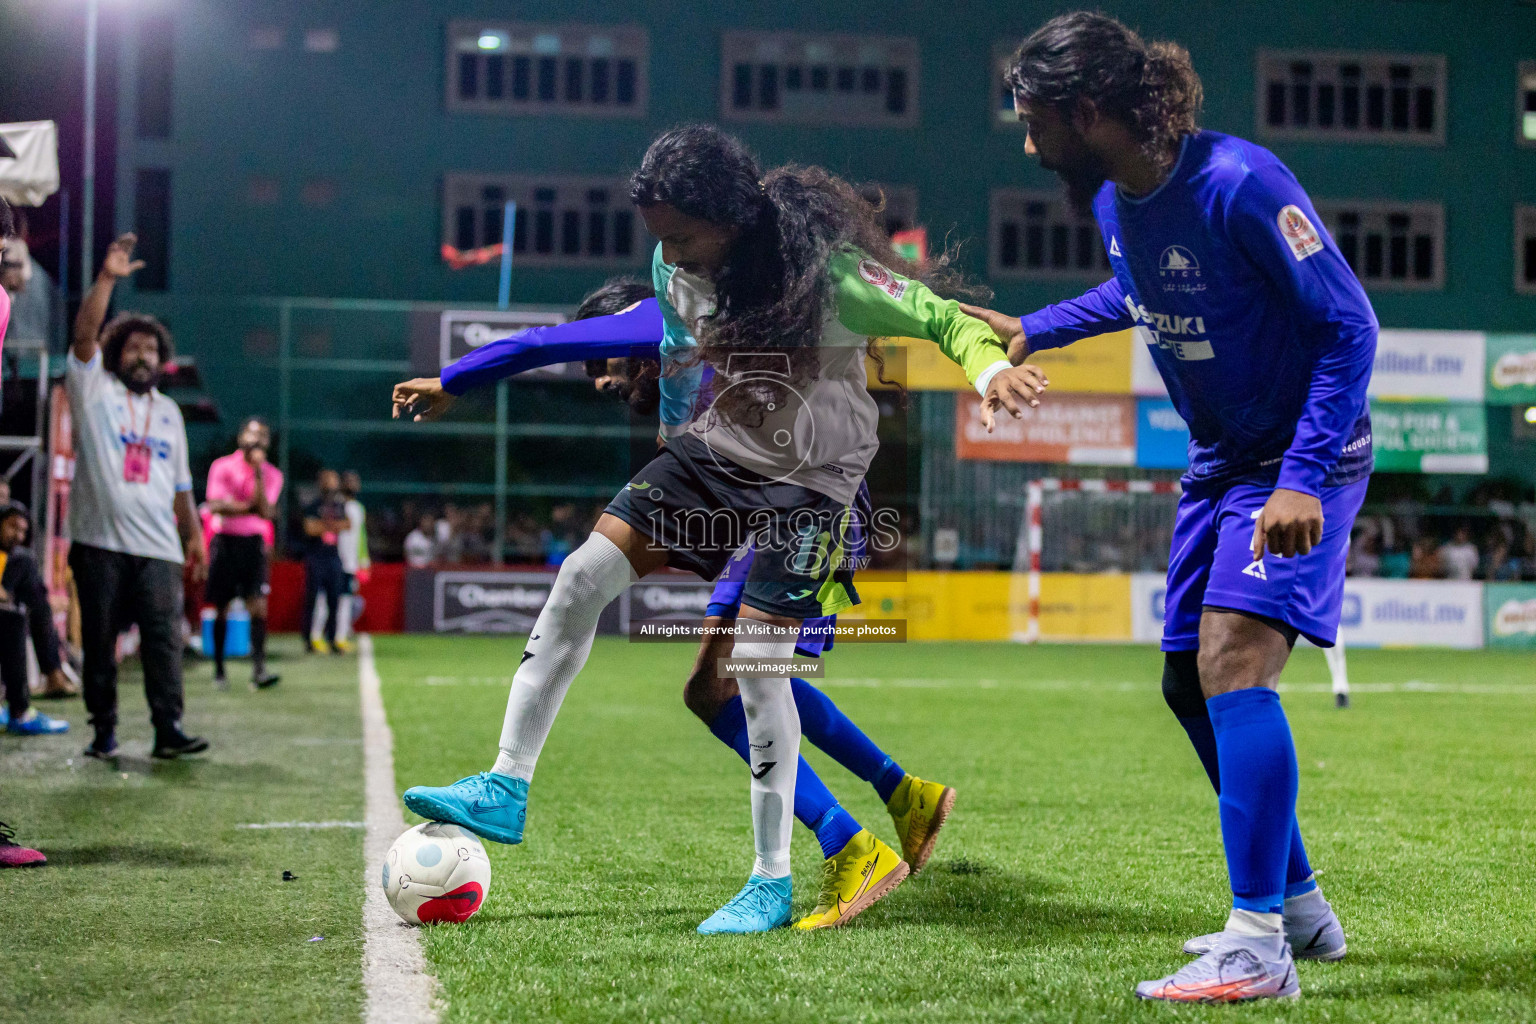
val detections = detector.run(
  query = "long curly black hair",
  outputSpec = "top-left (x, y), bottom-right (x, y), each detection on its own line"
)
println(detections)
top-left (1006, 12), bottom-right (1202, 175)
top-left (629, 124), bottom-right (985, 427)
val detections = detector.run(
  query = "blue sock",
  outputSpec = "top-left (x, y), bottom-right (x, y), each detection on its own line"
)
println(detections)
top-left (708, 695), bottom-right (861, 858)
top-left (790, 677), bottom-right (905, 803)
top-left (1178, 710), bottom-right (1317, 898)
top-left (1207, 688), bottom-right (1298, 915)
top-left (1284, 826), bottom-right (1317, 898)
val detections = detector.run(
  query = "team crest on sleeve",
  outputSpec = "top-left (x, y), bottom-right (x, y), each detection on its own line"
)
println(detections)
top-left (1277, 205), bottom-right (1324, 261)
top-left (857, 258), bottom-right (908, 299)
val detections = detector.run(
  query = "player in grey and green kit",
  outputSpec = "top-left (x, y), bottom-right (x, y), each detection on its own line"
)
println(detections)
top-left (400, 125), bottom-right (1046, 933)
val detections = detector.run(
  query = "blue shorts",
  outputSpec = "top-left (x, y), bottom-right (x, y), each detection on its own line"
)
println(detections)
top-left (1163, 478), bottom-right (1368, 651)
top-left (708, 542), bottom-right (837, 658)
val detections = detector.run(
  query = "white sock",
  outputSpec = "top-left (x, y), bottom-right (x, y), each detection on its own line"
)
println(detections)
top-left (492, 534), bottom-right (637, 781)
top-left (336, 594), bottom-right (355, 643)
top-left (1324, 640), bottom-right (1348, 693)
top-left (1285, 882), bottom-right (1327, 912)
top-left (1225, 907), bottom-right (1283, 937)
top-left (732, 626), bottom-right (801, 879)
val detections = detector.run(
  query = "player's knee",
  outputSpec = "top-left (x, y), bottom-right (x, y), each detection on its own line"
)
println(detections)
top-left (1161, 650), bottom-right (1206, 718)
top-left (247, 596), bottom-right (267, 618)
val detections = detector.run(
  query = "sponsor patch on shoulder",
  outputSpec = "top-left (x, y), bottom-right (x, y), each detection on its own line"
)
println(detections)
top-left (1277, 205), bottom-right (1324, 261)
top-left (857, 258), bottom-right (908, 299)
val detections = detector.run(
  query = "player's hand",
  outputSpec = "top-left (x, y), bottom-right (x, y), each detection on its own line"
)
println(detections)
top-left (980, 364), bottom-right (1049, 432)
top-left (246, 446), bottom-right (267, 468)
top-left (101, 233), bottom-right (146, 280)
top-left (1252, 488), bottom-right (1324, 560)
top-left (185, 540), bottom-right (209, 583)
top-left (392, 378), bottom-right (456, 422)
top-left (958, 303), bottom-right (1030, 365)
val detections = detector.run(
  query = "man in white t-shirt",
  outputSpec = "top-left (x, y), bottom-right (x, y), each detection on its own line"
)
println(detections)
top-left (67, 233), bottom-right (208, 761)
top-left (1437, 525), bottom-right (1480, 581)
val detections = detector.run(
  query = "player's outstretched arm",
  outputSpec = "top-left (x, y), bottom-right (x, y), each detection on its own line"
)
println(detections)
top-left (828, 250), bottom-right (1049, 431)
top-left (392, 299), bottom-right (667, 421)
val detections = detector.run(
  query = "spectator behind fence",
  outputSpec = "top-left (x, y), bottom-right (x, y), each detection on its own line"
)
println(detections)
top-left (404, 513), bottom-right (436, 568)
top-left (1437, 525), bottom-right (1479, 581)
top-left (331, 470), bottom-right (370, 652)
top-left (300, 469), bottom-right (351, 654)
top-left (68, 233), bottom-right (209, 761)
top-left (0, 502), bottom-right (71, 736)
top-left (1408, 536), bottom-right (1442, 580)
top-left (204, 416), bottom-right (283, 690)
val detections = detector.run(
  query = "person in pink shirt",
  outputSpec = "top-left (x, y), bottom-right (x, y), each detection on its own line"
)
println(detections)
top-left (0, 197), bottom-right (47, 868)
top-left (204, 416), bottom-right (283, 689)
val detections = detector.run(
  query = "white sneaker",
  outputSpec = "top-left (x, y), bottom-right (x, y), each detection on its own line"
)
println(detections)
top-left (1185, 888), bottom-right (1347, 961)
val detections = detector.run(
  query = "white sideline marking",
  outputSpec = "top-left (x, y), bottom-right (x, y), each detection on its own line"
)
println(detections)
top-left (237, 820), bottom-right (363, 830)
top-left (359, 634), bottom-right (439, 1024)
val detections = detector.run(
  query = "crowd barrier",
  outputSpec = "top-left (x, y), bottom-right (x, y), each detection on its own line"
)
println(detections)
top-left (275, 566), bottom-right (1534, 649)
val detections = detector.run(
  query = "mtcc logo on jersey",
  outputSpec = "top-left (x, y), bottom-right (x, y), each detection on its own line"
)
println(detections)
top-left (1159, 246), bottom-right (1199, 275)
top-left (1158, 245), bottom-right (1205, 294)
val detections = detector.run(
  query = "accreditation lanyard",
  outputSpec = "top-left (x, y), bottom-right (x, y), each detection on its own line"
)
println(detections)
top-left (121, 392), bottom-right (155, 484)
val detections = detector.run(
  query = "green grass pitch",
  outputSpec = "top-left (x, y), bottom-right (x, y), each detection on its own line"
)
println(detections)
top-left (379, 637), bottom-right (1536, 1023)
top-left (3, 636), bottom-right (1533, 1022)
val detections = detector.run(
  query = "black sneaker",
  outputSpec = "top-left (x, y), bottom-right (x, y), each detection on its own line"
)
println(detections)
top-left (213, 672), bottom-right (230, 692)
top-left (152, 728), bottom-right (210, 759)
top-left (252, 671), bottom-right (282, 690)
top-left (83, 735), bottom-right (119, 760)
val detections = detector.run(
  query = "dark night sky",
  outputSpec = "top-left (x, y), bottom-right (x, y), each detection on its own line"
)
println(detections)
top-left (1, 0), bottom-right (120, 296)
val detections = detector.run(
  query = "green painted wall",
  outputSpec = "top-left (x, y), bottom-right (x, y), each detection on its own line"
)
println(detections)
top-left (113, 0), bottom-right (1536, 320)
top-left (100, 0), bottom-right (1536, 495)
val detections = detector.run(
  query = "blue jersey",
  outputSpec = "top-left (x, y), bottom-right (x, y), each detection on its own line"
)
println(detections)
top-left (440, 299), bottom-right (663, 395)
top-left (1021, 131), bottom-right (1377, 496)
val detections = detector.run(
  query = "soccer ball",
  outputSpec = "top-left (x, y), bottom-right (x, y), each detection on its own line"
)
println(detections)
top-left (382, 822), bottom-right (491, 925)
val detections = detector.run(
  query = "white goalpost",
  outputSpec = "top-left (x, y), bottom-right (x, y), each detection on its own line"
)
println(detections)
top-left (1016, 475), bottom-right (1350, 706)
top-left (1016, 477), bottom-right (1182, 643)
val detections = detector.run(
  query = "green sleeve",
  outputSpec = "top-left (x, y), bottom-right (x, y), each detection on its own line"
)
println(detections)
top-left (829, 250), bottom-right (1007, 386)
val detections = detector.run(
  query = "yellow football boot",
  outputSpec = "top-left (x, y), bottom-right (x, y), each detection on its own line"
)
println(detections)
top-left (886, 774), bottom-right (956, 872)
top-left (332, 639), bottom-right (355, 654)
top-left (794, 830), bottom-right (909, 931)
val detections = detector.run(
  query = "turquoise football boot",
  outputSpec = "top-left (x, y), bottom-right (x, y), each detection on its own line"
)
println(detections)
top-left (403, 772), bottom-right (528, 845)
top-left (696, 875), bottom-right (793, 934)
top-left (6, 710), bottom-right (69, 735)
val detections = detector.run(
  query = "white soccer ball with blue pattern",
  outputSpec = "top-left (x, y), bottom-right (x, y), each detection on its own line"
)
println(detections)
top-left (382, 822), bottom-right (491, 925)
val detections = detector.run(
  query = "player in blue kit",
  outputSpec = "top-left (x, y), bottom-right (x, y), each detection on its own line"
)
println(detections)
top-left (964, 13), bottom-right (1377, 1002)
top-left (393, 276), bottom-right (959, 930)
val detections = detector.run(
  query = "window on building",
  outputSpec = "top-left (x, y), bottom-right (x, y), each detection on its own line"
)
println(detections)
top-left (720, 31), bottom-right (919, 126)
top-left (856, 184), bottom-right (918, 237)
top-left (134, 169), bottom-right (171, 292)
top-left (1313, 201), bottom-right (1444, 290)
top-left (1520, 62), bottom-right (1536, 146)
top-left (989, 190), bottom-right (1111, 280)
top-left (446, 22), bottom-right (647, 117)
top-left (135, 14), bottom-right (174, 140)
top-left (1517, 205), bottom-right (1536, 295)
top-left (443, 174), bottom-right (645, 267)
top-left (993, 43), bottom-right (1023, 129)
top-left (1257, 51), bottom-right (1445, 145)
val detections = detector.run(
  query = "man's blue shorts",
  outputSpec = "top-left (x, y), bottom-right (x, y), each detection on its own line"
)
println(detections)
top-left (707, 543), bottom-right (838, 658)
top-left (703, 479), bottom-right (873, 657)
top-left (1163, 478), bottom-right (1369, 651)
